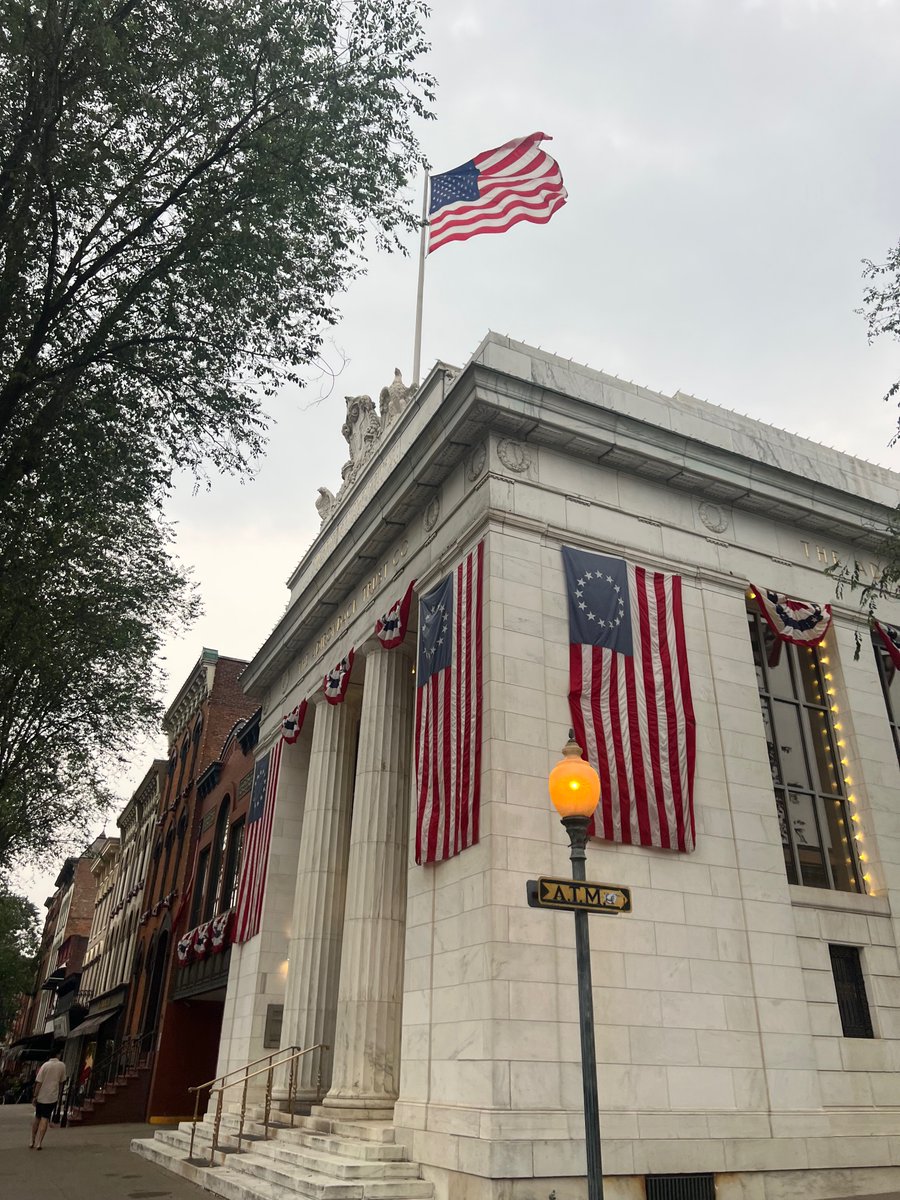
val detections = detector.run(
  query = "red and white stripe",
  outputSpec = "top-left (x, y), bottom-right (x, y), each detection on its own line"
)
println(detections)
top-left (233, 739), bottom-right (282, 943)
top-left (428, 133), bottom-right (567, 254)
top-left (414, 542), bottom-right (484, 864)
top-left (569, 564), bottom-right (696, 853)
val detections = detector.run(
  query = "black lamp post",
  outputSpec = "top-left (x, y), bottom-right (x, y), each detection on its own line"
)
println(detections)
top-left (548, 732), bottom-right (604, 1200)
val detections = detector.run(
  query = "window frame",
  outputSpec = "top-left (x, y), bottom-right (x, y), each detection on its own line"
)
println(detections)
top-left (747, 605), bottom-right (861, 894)
top-left (872, 632), bottom-right (900, 765)
top-left (829, 944), bottom-right (875, 1038)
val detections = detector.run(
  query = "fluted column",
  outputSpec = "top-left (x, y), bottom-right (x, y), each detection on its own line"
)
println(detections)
top-left (322, 644), bottom-right (414, 1112)
top-left (279, 690), bottom-right (358, 1102)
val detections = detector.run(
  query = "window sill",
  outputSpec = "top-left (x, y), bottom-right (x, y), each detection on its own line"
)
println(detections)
top-left (789, 884), bottom-right (891, 917)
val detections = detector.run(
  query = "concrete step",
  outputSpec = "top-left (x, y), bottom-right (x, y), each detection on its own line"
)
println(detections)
top-left (228, 1152), bottom-right (365, 1198)
top-left (133, 1116), bottom-right (434, 1200)
top-left (206, 1115), bottom-right (408, 1161)
top-left (249, 1138), bottom-right (421, 1181)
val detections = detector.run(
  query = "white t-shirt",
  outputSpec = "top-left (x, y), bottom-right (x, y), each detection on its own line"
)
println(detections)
top-left (35, 1058), bottom-right (66, 1104)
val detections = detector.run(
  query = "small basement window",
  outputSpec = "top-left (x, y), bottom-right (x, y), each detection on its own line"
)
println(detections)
top-left (829, 944), bottom-right (874, 1038)
top-left (646, 1175), bottom-right (715, 1200)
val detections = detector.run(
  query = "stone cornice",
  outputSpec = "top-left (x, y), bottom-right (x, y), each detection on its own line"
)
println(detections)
top-left (242, 333), bottom-right (900, 696)
top-left (163, 648), bottom-right (219, 737)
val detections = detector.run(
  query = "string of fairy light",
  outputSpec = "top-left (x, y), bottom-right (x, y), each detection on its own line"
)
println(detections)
top-left (748, 589), bottom-right (868, 894)
top-left (818, 640), bottom-right (869, 892)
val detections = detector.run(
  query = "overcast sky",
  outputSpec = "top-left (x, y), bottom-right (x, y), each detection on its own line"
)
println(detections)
top-left (19, 0), bottom-right (900, 909)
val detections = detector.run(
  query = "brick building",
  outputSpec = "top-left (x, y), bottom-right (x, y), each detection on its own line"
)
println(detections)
top-left (126, 649), bottom-right (253, 1120)
top-left (11, 839), bottom-right (103, 1068)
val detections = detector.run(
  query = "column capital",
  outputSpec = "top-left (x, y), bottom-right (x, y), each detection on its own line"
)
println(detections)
top-left (356, 635), bottom-right (416, 663)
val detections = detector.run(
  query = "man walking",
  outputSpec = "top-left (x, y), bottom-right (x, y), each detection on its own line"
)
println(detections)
top-left (31, 1047), bottom-right (66, 1149)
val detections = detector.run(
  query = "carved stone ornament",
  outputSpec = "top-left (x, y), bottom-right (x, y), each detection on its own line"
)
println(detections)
top-left (698, 501), bottom-right (729, 534)
top-left (379, 367), bottom-right (415, 431)
top-left (468, 443), bottom-right (486, 481)
top-left (317, 370), bottom-right (417, 523)
top-left (497, 438), bottom-right (532, 473)
top-left (423, 495), bottom-right (440, 532)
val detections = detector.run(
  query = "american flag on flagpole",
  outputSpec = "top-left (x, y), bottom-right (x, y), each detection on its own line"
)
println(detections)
top-left (427, 132), bottom-right (566, 254)
top-left (414, 542), bottom-right (484, 864)
top-left (563, 547), bottom-right (697, 853)
top-left (233, 741), bottom-right (282, 943)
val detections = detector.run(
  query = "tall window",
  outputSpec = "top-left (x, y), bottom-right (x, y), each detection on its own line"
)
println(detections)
top-left (190, 848), bottom-right (210, 928)
top-left (872, 633), bottom-right (900, 765)
top-left (221, 818), bottom-right (246, 912)
top-left (829, 945), bottom-right (874, 1038)
top-left (205, 798), bottom-right (230, 921)
top-left (747, 606), bottom-right (860, 893)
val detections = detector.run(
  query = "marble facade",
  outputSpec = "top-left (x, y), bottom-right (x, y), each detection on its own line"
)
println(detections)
top-left (214, 334), bottom-right (900, 1200)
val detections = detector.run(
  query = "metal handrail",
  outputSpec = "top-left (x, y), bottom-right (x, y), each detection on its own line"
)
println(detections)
top-left (187, 1042), bottom-right (328, 1165)
top-left (187, 1045), bottom-right (301, 1098)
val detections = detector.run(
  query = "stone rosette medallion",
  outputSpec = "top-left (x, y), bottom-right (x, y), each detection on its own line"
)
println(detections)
top-left (698, 500), bottom-right (729, 534)
top-left (497, 438), bottom-right (532, 474)
top-left (467, 443), bottom-right (487, 481)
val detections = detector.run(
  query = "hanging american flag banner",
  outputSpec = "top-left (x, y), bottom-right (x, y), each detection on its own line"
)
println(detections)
top-left (428, 132), bottom-right (566, 254)
top-left (233, 742), bottom-right (282, 943)
top-left (415, 542), bottom-right (484, 865)
top-left (874, 619), bottom-right (900, 670)
top-left (281, 699), bottom-right (308, 744)
top-left (323, 650), bottom-right (354, 705)
top-left (752, 586), bottom-right (832, 647)
top-left (375, 579), bottom-right (417, 649)
top-left (564, 547), bottom-right (697, 853)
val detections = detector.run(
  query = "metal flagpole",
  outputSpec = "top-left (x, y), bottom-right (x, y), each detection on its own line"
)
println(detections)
top-left (411, 171), bottom-right (429, 386)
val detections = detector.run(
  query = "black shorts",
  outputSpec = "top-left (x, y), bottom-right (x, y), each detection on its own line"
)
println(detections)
top-left (34, 1100), bottom-right (55, 1119)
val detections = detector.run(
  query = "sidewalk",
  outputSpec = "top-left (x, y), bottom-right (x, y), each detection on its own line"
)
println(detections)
top-left (0, 1103), bottom-right (206, 1199)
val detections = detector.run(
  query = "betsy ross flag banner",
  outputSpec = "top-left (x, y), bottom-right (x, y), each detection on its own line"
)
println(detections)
top-left (428, 132), bottom-right (566, 254)
top-left (233, 742), bottom-right (282, 943)
top-left (415, 542), bottom-right (484, 865)
top-left (564, 547), bottom-right (697, 853)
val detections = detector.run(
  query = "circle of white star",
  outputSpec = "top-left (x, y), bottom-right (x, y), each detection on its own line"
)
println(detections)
top-left (574, 571), bottom-right (625, 627)
top-left (424, 600), bottom-right (449, 660)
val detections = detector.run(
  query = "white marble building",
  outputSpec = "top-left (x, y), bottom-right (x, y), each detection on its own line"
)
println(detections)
top-left (208, 334), bottom-right (900, 1200)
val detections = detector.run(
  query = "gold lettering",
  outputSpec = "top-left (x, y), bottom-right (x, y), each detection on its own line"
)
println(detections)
top-left (816, 545), bottom-right (828, 564)
top-left (800, 541), bottom-right (810, 559)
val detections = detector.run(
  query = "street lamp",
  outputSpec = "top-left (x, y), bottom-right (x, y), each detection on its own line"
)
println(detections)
top-left (549, 730), bottom-right (604, 1200)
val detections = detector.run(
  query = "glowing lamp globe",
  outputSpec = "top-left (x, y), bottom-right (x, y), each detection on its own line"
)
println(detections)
top-left (549, 732), bottom-right (600, 820)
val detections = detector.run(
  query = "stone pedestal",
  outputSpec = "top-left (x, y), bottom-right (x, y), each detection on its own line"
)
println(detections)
top-left (278, 692), bottom-right (358, 1103)
top-left (322, 645), bottom-right (414, 1113)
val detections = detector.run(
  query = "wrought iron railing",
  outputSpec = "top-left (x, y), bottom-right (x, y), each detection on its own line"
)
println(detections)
top-left (187, 1042), bottom-right (328, 1166)
top-left (58, 1029), bottom-right (155, 1125)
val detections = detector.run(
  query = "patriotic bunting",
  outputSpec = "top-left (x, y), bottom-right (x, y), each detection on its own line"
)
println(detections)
top-left (874, 619), bottom-right (900, 670)
top-left (414, 542), bottom-right (484, 865)
top-left (375, 579), bottom-right (417, 649)
top-left (324, 650), bottom-right (355, 704)
top-left (752, 586), bottom-right (832, 647)
top-left (176, 928), bottom-right (196, 967)
top-left (193, 920), bottom-right (212, 961)
top-left (210, 909), bottom-right (233, 954)
top-left (282, 699), bottom-right (308, 744)
top-left (564, 547), bottom-right (697, 853)
top-left (233, 743), bottom-right (283, 944)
